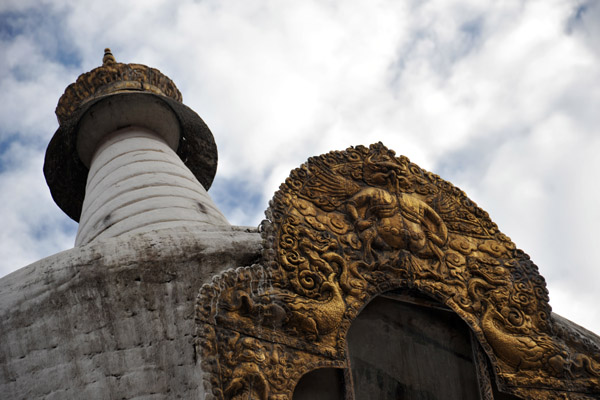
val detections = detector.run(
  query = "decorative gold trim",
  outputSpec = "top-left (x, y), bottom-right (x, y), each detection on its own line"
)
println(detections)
top-left (55, 50), bottom-right (181, 125)
top-left (196, 143), bottom-right (600, 399)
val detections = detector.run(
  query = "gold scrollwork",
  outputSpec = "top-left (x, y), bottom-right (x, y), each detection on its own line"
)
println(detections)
top-left (196, 143), bottom-right (600, 399)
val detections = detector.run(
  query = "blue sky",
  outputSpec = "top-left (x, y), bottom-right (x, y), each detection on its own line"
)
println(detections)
top-left (1, 0), bottom-right (599, 334)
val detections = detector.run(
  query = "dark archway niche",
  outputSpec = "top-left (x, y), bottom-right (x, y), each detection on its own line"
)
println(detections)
top-left (196, 143), bottom-right (600, 399)
top-left (346, 291), bottom-right (480, 399)
top-left (292, 367), bottom-right (345, 400)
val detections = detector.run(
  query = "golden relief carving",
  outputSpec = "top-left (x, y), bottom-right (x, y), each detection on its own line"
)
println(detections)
top-left (55, 48), bottom-right (182, 125)
top-left (196, 143), bottom-right (600, 399)
top-left (197, 323), bottom-right (344, 400)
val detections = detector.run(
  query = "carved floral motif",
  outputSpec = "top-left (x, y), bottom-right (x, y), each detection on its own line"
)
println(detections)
top-left (196, 143), bottom-right (600, 399)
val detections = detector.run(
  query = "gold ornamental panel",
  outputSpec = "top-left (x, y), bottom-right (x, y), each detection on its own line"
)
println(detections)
top-left (196, 143), bottom-right (600, 399)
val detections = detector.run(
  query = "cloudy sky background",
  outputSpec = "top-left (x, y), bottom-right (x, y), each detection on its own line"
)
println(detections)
top-left (1, 0), bottom-right (599, 333)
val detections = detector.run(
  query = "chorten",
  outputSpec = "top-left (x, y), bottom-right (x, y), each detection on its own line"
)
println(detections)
top-left (1, 50), bottom-right (599, 400)
top-left (45, 48), bottom-right (228, 245)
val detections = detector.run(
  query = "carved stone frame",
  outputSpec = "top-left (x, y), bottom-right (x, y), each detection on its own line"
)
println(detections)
top-left (196, 143), bottom-right (600, 400)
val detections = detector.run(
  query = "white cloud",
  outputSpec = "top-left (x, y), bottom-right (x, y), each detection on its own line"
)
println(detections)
top-left (0, 143), bottom-right (76, 276)
top-left (0, 0), bottom-right (599, 336)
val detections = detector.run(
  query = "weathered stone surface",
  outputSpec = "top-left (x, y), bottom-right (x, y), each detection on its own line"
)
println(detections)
top-left (0, 225), bottom-right (262, 399)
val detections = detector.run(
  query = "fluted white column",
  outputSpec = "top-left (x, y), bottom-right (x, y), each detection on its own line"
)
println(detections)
top-left (75, 126), bottom-right (228, 246)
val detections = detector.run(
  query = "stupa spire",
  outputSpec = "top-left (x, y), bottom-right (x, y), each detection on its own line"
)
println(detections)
top-left (44, 48), bottom-right (228, 246)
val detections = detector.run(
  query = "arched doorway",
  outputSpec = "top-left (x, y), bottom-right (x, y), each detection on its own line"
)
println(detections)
top-left (293, 289), bottom-right (522, 400)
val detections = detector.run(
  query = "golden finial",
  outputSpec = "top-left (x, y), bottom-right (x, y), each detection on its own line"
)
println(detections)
top-left (102, 48), bottom-right (116, 65)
